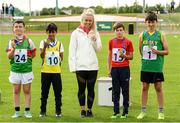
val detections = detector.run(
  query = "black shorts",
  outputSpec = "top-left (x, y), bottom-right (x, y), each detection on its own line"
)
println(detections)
top-left (171, 6), bottom-right (174, 10)
top-left (141, 71), bottom-right (164, 83)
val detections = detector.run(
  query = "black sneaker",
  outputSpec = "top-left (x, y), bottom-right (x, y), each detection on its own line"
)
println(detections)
top-left (86, 110), bottom-right (93, 117)
top-left (120, 112), bottom-right (128, 119)
top-left (110, 113), bottom-right (120, 119)
top-left (80, 110), bottom-right (86, 118)
top-left (39, 112), bottom-right (46, 117)
top-left (55, 111), bottom-right (62, 117)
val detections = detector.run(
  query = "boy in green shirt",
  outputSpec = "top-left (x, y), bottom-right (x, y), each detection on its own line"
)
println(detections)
top-left (7, 20), bottom-right (36, 118)
top-left (137, 12), bottom-right (168, 120)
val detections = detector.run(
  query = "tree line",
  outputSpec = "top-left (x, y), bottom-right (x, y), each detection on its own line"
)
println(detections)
top-left (15, 2), bottom-right (180, 16)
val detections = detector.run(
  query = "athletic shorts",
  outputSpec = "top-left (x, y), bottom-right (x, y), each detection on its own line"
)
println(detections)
top-left (9, 71), bottom-right (34, 84)
top-left (141, 71), bottom-right (164, 83)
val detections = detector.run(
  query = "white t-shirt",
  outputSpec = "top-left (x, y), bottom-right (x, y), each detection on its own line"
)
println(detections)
top-left (7, 38), bottom-right (36, 51)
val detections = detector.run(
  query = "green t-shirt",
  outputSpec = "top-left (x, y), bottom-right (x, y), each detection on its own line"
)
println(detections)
top-left (141, 30), bottom-right (164, 72)
top-left (10, 39), bottom-right (33, 73)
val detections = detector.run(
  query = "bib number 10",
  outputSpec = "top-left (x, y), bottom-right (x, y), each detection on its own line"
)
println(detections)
top-left (48, 57), bottom-right (58, 65)
top-left (46, 52), bottom-right (59, 66)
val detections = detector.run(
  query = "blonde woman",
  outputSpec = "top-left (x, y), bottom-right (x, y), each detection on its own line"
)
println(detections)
top-left (69, 8), bottom-right (102, 118)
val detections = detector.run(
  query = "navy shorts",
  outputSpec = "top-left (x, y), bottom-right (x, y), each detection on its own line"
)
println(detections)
top-left (141, 71), bottom-right (164, 83)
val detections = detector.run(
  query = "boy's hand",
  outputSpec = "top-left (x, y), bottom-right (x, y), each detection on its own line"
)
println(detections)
top-left (44, 38), bottom-right (51, 47)
top-left (108, 72), bottom-right (111, 77)
top-left (151, 48), bottom-right (158, 54)
top-left (46, 38), bottom-right (51, 44)
top-left (11, 40), bottom-right (16, 49)
top-left (119, 51), bottom-right (125, 58)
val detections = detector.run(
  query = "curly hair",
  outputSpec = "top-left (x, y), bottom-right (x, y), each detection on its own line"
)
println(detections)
top-left (145, 11), bottom-right (158, 22)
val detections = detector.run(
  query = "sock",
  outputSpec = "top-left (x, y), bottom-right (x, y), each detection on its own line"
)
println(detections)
top-left (141, 106), bottom-right (146, 112)
top-left (25, 107), bottom-right (30, 111)
top-left (15, 107), bottom-right (20, 111)
top-left (159, 107), bottom-right (164, 113)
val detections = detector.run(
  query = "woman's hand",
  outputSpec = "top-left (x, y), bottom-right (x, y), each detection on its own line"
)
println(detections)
top-left (88, 31), bottom-right (97, 42)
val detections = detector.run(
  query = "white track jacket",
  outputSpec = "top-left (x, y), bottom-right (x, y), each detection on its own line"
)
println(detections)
top-left (68, 28), bottom-right (102, 72)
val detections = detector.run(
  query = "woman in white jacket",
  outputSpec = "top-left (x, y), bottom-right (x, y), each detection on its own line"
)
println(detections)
top-left (68, 8), bottom-right (102, 118)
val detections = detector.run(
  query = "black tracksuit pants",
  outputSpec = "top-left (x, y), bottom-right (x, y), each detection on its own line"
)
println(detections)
top-left (111, 66), bottom-right (130, 114)
top-left (40, 73), bottom-right (62, 113)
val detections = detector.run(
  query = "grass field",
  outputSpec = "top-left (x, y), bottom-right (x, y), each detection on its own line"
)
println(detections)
top-left (0, 33), bottom-right (180, 122)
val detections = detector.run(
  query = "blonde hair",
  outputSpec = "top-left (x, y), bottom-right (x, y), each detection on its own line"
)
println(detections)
top-left (81, 8), bottom-right (97, 40)
top-left (81, 8), bottom-right (97, 31)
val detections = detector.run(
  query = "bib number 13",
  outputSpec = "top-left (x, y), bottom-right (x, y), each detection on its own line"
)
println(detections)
top-left (112, 48), bottom-right (125, 62)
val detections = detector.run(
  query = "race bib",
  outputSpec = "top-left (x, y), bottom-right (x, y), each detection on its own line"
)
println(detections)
top-left (46, 51), bottom-right (59, 66)
top-left (14, 49), bottom-right (27, 63)
top-left (112, 48), bottom-right (126, 62)
top-left (142, 46), bottom-right (157, 60)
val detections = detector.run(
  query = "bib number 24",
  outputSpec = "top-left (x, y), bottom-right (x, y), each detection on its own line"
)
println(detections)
top-left (14, 49), bottom-right (27, 63)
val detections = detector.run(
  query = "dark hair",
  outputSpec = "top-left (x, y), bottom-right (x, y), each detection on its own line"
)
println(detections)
top-left (46, 23), bottom-right (57, 32)
top-left (13, 20), bottom-right (25, 27)
top-left (145, 11), bottom-right (158, 22)
top-left (113, 22), bottom-right (125, 31)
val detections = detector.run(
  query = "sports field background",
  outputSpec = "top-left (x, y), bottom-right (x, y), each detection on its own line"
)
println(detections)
top-left (0, 34), bottom-right (180, 122)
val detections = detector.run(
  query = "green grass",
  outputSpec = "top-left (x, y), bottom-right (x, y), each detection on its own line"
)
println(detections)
top-left (0, 33), bottom-right (180, 122)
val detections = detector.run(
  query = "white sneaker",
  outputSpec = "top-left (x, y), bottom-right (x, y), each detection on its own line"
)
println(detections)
top-left (158, 112), bottom-right (165, 120)
top-left (55, 113), bottom-right (62, 117)
top-left (137, 112), bottom-right (146, 119)
top-left (24, 111), bottom-right (32, 118)
top-left (12, 111), bottom-right (21, 118)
